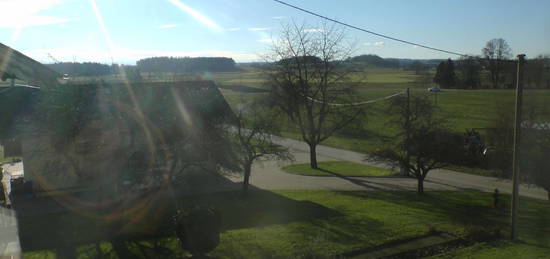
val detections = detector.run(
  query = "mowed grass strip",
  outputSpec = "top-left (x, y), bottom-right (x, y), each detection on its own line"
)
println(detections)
top-left (213, 190), bottom-right (550, 258)
top-left (21, 190), bottom-right (550, 258)
top-left (283, 161), bottom-right (396, 177)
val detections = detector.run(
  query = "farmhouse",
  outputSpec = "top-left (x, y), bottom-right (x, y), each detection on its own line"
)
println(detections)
top-left (20, 80), bottom-right (236, 194)
top-left (1, 44), bottom-right (237, 198)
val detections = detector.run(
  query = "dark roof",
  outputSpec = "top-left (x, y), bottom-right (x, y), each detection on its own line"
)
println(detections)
top-left (0, 86), bottom-right (40, 139)
top-left (0, 42), bottom-right (59, 87)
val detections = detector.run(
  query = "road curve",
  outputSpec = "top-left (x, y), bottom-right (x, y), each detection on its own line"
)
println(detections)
top-left (240, 136), bottom-right (548, 200)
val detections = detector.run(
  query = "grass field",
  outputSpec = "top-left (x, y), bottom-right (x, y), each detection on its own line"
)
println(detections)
top-left (65, 66), bottom-right (549, 179)
top-left (283, 161), bottom-right (396, 177)
top-left (210, 66), bottom-right (428, 90)
top-left (22, 190), bottom-right (550, 258)
top-left (214, 66), bottom-right (550, 178)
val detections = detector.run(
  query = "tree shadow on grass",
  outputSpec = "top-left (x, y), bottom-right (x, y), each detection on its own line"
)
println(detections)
top-left (334, 191), bottom-right (506, 229)
top-left (183, 186), bottom-right (342, 231)
top-left (515, 196), bottom-right (550, 248)
top-left (14, 186), bottom-right (341, 255)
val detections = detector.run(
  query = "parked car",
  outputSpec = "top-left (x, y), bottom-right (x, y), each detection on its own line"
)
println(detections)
top-left (428, 86), bottom-right (441, 92)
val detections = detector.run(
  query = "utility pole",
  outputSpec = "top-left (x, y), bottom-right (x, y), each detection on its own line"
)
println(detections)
top-left (511, 54), bottom-right (526, 241)
top-left (405, 88), bottom-right (410, 176)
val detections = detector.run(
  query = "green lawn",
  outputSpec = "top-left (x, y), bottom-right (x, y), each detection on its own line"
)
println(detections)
top-left (428, 241), bottom-right (550, 259)
top-left (215, 191), bottom-right (549, 259)
top-left (283, 161), bottom-right (396, 177)
top-left (21, 190), bottom-right (550, 258)
top-left (224, 87), bottom-right (550, 179)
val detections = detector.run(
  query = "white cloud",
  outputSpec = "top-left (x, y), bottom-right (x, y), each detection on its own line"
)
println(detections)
top-left (248, 27), bottom-right (271, 31)
top-left (257, 38), bottom-right (273, 43)
top-left (365, 41), bottom-right (385, 46)
top-left (0, 0), bottom-right (72, 28)
top-left (226, 27), bottom-right (241, 31)
top-left (168, 0), bottom-right (222, 31)
top-left (160, 24), bottom-right (178, 29)
top-left (303, 28), bottom-right (324, 33)
top-left (24, 48), bottom-right (261, 63)
top-left (272, 16), bottom-right (286, 20)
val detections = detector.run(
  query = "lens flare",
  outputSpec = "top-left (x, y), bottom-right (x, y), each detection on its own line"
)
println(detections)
top-left (167, 0), bottom-right (222, 32)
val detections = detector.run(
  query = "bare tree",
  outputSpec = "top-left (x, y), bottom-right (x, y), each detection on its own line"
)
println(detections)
top-left (482, 38), bottom-right (512, 89)
top-left (522, 122), bottom-right (550, 201)
top-left (524, 55), bottom-right (549, 88)
top-left (515, 100), bottom-right (550, 201)
top-left (234, 100), bottom-right (292, 195)
top-left (369, 95), bottom-right (463, 194)
top-left (265, 22), bottom-right (365, 169)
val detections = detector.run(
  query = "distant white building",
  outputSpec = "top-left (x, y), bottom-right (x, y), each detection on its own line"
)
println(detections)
top-left (521, 121), bottom-right (550, 131)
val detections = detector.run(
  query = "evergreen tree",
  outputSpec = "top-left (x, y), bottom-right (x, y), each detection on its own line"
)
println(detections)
top-left (433, 58), bottom-right (457, 88)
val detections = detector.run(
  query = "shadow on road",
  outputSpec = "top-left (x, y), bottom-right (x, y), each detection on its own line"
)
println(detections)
top-left (318, 168), bottom-right (409, 191)
top-left (423, 178), bottom-right (480, 192)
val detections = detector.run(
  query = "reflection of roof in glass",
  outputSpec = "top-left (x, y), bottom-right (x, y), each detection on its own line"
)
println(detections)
top-left (0, 43), bottom-right (59, 88)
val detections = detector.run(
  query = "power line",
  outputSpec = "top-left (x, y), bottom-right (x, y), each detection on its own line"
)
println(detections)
top-left (47, 53), bottom-right (61, 64)
top-left (307, 91), bottom-right (404, 106)
top-left (14, 84), bottom-right (41, 89)
top-left (273, 0), bottom-right (467, 57)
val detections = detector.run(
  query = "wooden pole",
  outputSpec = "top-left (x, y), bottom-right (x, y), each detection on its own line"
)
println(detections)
top-left (511, 54), bottom-right (525, 241)
top-left (405, 88), bottom-right (410, 176)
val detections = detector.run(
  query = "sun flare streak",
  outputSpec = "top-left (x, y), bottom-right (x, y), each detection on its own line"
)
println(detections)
top-left (88, 0), bottom-right (115, 63)
top-left (167, 0), bottom-right (222, 31)
top-left (88, 0), bottom-right (157, 168)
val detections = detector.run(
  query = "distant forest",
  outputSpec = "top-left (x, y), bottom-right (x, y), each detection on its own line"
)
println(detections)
top-left (347, 54), bottom-right (401, 68)
top-left (48, 62), bottom-right (115, 76)
top-left (346, 54), bottom-right (444, 70)
top-left (47, 57), bottom-right (238, 77)
top-left (136, 57), bottom-right (237, 73)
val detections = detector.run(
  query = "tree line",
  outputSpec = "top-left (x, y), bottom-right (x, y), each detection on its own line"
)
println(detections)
top-left (47, 56), bottom-right (238, 77)
top-left (47, 62), bottom-right (115, 77)
top-left (136, 57), bottom-right (237, 73)
top-left (347, 54), bottom-right (401, 68)
top-left (434, 38), bottom-right (550, 89)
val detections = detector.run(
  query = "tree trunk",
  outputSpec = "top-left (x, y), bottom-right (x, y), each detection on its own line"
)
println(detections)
top-left (111, 240), bottom-right (134, 259)
top-left (242, 163), bottom-right (251, 195)
top-left (309, 143), bottom-right (318, 169)
top-left (417, 177), bottom-right (424, 195)
top-left (56, 244), bottom-right (76, 259)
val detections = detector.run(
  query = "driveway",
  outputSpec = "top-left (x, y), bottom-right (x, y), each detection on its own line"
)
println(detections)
top-left (1, 162), bottom-right (23, 258)
top-left (239, 136), bottom-right (548, 200)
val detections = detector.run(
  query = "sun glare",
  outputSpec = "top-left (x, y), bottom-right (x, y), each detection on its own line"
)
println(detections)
top-left (167, 0), bottom-right (222, 32)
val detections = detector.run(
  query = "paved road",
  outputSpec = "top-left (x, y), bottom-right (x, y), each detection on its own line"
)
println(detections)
top-left (1, 162), bottom-right (23, 258)
top-left (238, 136), bottom-right (548, 200)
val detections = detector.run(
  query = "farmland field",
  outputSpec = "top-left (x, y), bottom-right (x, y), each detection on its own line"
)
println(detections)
top-left (212, 65), bottom-right (550, 178)
top-left (67, 65), bottom-right (550, 171)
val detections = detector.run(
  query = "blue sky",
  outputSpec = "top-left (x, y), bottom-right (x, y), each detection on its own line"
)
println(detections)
top-left (1, 0), bottom-right (549, 64)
